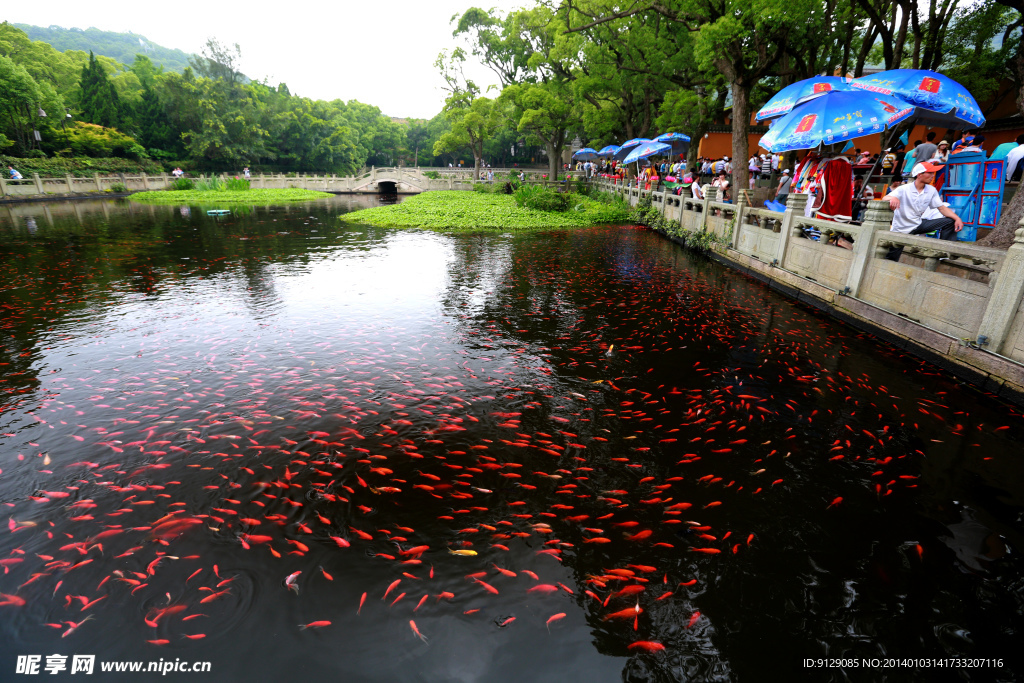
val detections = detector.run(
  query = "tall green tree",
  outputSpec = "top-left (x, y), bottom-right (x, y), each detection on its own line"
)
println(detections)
top-left (79, 51), bottom-right (121, 129)
top-left (0, 54), bottom-right (44, 153)
top-left (499, 80), bottom-right (579, 180)
top-left (432, 48), bottom-right (502, 177)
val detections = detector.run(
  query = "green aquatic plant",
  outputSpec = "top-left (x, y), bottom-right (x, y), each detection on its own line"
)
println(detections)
top-left (194, 177), bottom-right (225, 192)
top-left (341, 191), bottom-right (629, 231)
top-left (129, 188), bottom-right (332, 204)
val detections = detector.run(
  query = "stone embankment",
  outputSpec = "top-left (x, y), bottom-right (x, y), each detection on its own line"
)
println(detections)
top-left (594, 178), bottom-right (1024, 406)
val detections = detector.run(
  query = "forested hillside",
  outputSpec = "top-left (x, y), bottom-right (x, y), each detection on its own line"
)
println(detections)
top-left (0, 24), bottom-right (459, 173)
top-left (15, 24), bottom-right (191, 73)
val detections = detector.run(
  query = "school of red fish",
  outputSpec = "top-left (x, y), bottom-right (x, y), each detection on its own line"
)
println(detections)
top-left (0, 215), bottom-right (1020, 668)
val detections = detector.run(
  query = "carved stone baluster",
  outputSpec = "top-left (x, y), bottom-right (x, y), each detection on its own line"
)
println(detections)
top-left (977, 225), bottom-right (1024, 353)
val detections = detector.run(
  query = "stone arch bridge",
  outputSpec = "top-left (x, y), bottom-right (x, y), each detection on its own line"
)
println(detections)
top-left (249, 167), bottom-right (484, 194)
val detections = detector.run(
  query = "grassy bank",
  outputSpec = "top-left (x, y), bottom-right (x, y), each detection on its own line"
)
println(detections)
top-left (130, 188), bottom-right (333, 204)
top-left (342, 190), bottom-right (630, 230)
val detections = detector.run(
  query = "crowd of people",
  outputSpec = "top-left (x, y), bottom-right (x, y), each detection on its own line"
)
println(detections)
top-left (584, 128), bottom-right (1024, 255)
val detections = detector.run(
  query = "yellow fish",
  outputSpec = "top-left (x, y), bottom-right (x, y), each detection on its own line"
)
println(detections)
top-left (448, 549), bottom-right (478, 557)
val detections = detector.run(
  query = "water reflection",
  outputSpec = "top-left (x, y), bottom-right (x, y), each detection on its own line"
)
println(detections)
top-left (0, 198), bottom-right (1021, 682)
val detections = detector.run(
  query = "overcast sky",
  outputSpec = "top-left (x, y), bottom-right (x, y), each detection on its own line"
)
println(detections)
top-left (7, 0), bottom-right (526, 119)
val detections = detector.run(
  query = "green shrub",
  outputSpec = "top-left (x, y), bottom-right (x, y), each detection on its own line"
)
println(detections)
top-left (225, 178), bottom-right (250, 191)
top-left (513, 185), bottom-right (570, 212)
top-left (108, 183), bottom-right (128, 193)
top-left (170, 177), bottom-right (195, 191)
top-left (512, 184), bottom-right (545, 207)
top-left (423, 170), bottom-right (440, 180)
top-left (194, 177), bottom-right (225, 192)
top-left (66, 122), bottom-right (146, 159)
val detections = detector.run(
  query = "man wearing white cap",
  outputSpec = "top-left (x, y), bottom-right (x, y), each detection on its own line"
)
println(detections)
top-left (774, 169), bottom-right (792, 205)
top-left (882, 161), bottom-right (963, 261)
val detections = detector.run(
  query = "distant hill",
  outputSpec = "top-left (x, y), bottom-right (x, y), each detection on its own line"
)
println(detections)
top-left (15, 24), bottom-right (192, 71)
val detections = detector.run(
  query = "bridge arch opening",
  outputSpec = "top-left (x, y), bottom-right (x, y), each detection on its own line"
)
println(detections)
top-left (377, 181), bottom-right (398, 194)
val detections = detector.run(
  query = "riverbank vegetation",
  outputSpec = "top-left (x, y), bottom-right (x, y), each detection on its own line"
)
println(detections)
top-left (130, 185), bottom-right (331, 204)
top-left (629, 194), bottom-right (720, 254)
top-left (342, 190), bottom-right (630, 230)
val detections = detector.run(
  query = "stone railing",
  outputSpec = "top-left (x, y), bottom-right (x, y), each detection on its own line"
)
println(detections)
top-left (592, 176), bottom-right (1024, 370)
top-left (0, 173), bottom-right (174, 197)
top-left (0, 167), bottom-right (585, 198)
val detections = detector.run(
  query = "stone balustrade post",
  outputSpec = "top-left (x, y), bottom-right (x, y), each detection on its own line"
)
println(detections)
top-left (94, 173), bottom-right (102, 191)
top-left (700, 185), bottom-right (716, 231)
top-left (777, 194), bottom-right (810, 269)
top-left (0, 176), bottom-right (7, 196)
top-left (33, 173), bottom-right (44, 194)
top-left (977, 223), bottom-right (1024, 353)
top-left (845, 199), bottom-right (894, 297)
top-left (732, 190), bottom-right (748, 249)
top-left (65, 174), bottom-right (75, 193)
top-left (141, 173), bottom-right (149, 190)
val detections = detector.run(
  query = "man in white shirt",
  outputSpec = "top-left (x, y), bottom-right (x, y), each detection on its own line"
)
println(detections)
top-left (882, 161), bottom-right (964, 261)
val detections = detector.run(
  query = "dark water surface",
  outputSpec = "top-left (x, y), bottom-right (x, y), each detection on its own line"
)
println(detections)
top-left (0, 196), bottom-right (1022, 682)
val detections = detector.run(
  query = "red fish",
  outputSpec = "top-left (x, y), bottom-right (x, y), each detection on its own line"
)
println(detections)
top-left (409, 620), bottom-right (427, 642)
top-left (546, 613), bottom-right (566, 631)
top-left (299, 621), bottom-right (331, 630)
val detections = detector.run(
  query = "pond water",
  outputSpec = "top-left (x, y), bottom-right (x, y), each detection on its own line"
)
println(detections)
top-left (0, 196), bottom-right (1022, 682)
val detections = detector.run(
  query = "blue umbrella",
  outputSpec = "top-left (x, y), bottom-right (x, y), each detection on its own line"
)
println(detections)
top-left (756, 76), bottom-right (854, 121)
top-left (653, 132), bottom-right (691, 156)
top-left (758, 90), bottom-right (914, 153)
top-left (596, 145), bottom-right (621, 157)
top-left (572, 148), bottom-right (600, 160)
top-left (850, 69), bottom-right (984, 128)
top-left (613, 138), bottom-right (652, 161)
top-left (622, 141), bottom-right (673, 165)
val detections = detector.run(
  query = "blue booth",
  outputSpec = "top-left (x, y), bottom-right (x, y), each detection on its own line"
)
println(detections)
top-left (938, 150), bottom-right (1005, 242)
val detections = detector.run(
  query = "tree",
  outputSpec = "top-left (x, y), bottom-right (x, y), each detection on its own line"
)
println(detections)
top-left (561, 0), bottom-right (808, 193)
top-left (0, 54), bottom-right (46, 154)
top-left (433, 94), bottom-right (501, 175)
top-left (189, 38), bottom-right (244, 86)
top-left (500, 80), bottom-right (579, 180)
top-left (136, 82), bottom-right (179, 157)
top-left (432, 48), bottom-right (502, 177)
top-left (405, 119), bottom-right (431, 166)
top-left (79, 51), bottom-right (121, 129)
